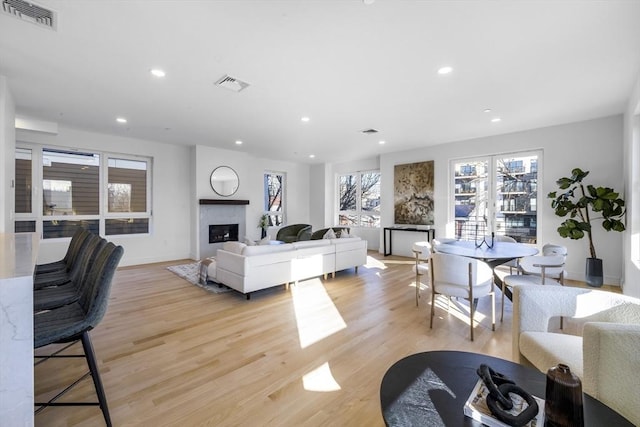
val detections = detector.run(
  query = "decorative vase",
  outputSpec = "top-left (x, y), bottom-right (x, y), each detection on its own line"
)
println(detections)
top-left (545, 364), bottom-right (584, 427)
top-left (585, 257), bottom-right (603, 287)
top-left (261, 228), bottom-right (267, 239)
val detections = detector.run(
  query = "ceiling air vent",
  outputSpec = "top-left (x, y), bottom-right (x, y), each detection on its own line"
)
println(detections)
top-left (215, 75), bottom-right (250, 93)
top-left (361, 128), bottom-right (379, 134)
top-left (2, 0), bottom-right (56, 29)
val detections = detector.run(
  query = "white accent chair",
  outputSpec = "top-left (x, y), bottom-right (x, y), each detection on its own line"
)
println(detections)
top-left (513, 285), bottom-right (640, 425)
top-left (411, 242), bottom-right (431, 306)
top-left (429, 252), bottom-right (495, 341)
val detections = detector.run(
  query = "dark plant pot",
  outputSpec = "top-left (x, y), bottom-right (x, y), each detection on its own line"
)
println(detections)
top-left (585, 257), bottom-right (603, 287)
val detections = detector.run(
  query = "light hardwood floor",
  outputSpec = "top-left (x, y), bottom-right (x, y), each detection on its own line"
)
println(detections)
top-left (33, 252), bottom-right (603, 427)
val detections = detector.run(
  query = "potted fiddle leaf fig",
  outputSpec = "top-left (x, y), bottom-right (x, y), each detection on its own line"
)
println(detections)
top-left (547, 168), bottom-right (625, 287)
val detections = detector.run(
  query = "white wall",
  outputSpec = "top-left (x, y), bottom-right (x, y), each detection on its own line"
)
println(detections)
top-left (0, 76), bottom-right (16, 232)
top-left (623, 71), bottom-right (640, 297)
top-left (375, 115), bottom-right (624, 284)
top-left (191, 145), bottom-right (310, 258)
top-left (16, 126), bottom-right (192, 267)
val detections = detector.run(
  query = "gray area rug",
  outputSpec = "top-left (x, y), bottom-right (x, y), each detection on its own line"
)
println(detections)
top-left (166, 262), bottom-right (231, 294)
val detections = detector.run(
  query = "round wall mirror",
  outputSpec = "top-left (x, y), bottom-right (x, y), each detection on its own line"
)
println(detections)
top-left (210, 166), bottom-right (239, 197)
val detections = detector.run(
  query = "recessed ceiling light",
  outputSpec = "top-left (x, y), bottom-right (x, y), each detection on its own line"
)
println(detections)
top-left (150, 69), bottom-right (166, 78)
top-left (235, 140), bottom-right (243, 145)
top-left (379, 140), bottom-right (386, 145)
top-left (309, 154), bottom-right (315, 158)
top-left (301, 116), bottom-right (310, 122)
top-left (484, 109), bottom-right (492, 113)
top-left (116, 117), bottom-right (127, 124)
top-left (491, 117), bottom-right (501, 123)
top-left (437, 66), bottom-right (453, 75)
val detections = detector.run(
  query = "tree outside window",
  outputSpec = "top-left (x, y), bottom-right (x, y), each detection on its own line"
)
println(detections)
top-left (338, 171), bottom-right (380, 227)
top-left (264, 172), bottom-right (284, 226)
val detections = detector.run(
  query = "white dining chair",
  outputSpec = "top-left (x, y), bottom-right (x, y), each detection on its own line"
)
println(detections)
top-left (411, 242), bottom-right (431, 306)
top-left (429, 252), bottom-right (495, 341)
top-left (501, 253), bottom-right (566, 322)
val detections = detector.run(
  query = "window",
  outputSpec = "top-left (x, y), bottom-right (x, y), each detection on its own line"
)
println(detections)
top-left (338, 170), bottom-right (380, 227)
top-left (14, 145), bottom-right (152, 238)
top-left (452, 151), bottom-right (540, 243)
top-left (106, 157), bottom-right (150, 235)
top-left (263, 171), bottom-right (284, 226)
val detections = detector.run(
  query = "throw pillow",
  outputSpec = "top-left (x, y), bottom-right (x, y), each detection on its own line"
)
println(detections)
top-left (258, 235), bottom-right (271, 245)
top-left (339, 229), bottom-right (351, 238)
top-left (244, 236), bottom-right (256, 246)
top-left (323, 228), bottom-right (336, 239)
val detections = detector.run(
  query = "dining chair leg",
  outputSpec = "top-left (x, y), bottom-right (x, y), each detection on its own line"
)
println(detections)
top-left (469, 301), bottom-right (475, 342)
top-left (430, 292), bottom-right (435, 329)
top-left (491, 291), bottom-right (495, 331)
top-left (81, 332), bottom-right (112, 427)
top-left (501, 283), bottom-right (506, 322)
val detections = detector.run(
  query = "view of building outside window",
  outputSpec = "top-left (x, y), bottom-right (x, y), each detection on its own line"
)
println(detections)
top-left (453, 153), bottom-right (538, 243)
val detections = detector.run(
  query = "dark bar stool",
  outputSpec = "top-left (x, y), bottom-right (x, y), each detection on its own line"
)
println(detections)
top-left (34, 242), bottom-right (124, 427)
top-left (35, 227), bottom-right (91, 275)
top-left (34, 231), bottom-right (101, 290)
top-left (34, 235), bottom-right (107, 311)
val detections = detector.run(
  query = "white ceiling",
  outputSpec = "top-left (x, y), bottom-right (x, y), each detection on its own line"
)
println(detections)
top-left (2, 0), bottom-right (640, 164)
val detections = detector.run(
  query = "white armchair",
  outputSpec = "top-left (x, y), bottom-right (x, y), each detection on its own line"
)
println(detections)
top-left (513, 285), bottom-right (640, 425)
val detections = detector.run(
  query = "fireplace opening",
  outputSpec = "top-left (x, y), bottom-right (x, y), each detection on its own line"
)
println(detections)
top-left (209, 223), bottom-right (239, 244)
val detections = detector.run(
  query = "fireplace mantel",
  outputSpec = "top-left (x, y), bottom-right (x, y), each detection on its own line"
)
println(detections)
top-left (199, 199), bottom-right (249, 205)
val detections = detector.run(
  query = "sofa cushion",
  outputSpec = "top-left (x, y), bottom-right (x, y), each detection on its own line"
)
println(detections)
top-left (242, 243), bottom-right (293, 256)
top-left (292, 239), bottom-right (331, 249)
top-left (520, 331), bottom-right (584, 377)
top-left (323, 228), bottom-right (336, 239)
top-left (331, 237), bottom-right (363, 251)
top-left (223, 241), bottom-right (246, 254)
top-left (244, 236), bottom-right (256, 246)
top-left (258, 235), bottom-right (271, 245)
top-left (340, 230), bottom-right (351, 238)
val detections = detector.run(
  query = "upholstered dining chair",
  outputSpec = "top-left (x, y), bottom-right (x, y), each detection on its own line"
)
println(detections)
top-left (429, 252), bottom-right (495, 341)
top-left (501, 254), bottom-right (566, 322)
top-left (34, 242), bottom-right (124, 426)
top-left (492, 235), bottom-right (518, 273)
top-left (411, 241), bottom-right (431, 306)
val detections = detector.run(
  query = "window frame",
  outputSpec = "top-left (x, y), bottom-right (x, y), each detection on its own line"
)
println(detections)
top-left (337, 169), bottom-right (381, 228)
top-left (450, 150), bottom-right (542, 243)
top-left (263, 170), bottom-right (286, 226)
top-left (15, 143), bottom-right (153, 239)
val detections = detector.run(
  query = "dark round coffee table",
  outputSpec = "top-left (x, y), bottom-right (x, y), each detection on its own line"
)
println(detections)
top-left (380, 351), bottom-right (633, 426)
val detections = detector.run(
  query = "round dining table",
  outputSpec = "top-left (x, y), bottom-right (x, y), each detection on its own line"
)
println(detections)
top-left (434, 240), bottom-right (539, 299)
top-left (434, 240), bottom-right (538, 269)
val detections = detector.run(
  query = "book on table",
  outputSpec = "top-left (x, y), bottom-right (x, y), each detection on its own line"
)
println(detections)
top-left (463, 378), bottom-right (545, 427)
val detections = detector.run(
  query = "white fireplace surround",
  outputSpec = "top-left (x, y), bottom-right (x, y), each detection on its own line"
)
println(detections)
top-left (198, 200), bottom-right (248, 259)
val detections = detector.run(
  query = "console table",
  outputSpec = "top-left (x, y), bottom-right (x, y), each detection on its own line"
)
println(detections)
top-left (0, 232), bottom-right (39, 426)
top-left (383, 227), bottom-right (435, 256)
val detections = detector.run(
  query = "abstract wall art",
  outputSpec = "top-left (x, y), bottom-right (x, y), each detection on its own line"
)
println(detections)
top-left (394, 160), bottom-right (434, 225)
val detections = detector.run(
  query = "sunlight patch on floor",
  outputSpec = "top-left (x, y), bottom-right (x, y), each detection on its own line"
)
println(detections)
top-left (302, 361), bottom-right (341, 392)
top-left (433, 296), bottom-right (487, 325)
top-left (291, 278), bottom-right (347, 349)
top-left (364, 256), bottom-right (388, 269)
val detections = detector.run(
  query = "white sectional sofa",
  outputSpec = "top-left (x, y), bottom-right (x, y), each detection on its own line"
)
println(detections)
top-left (215, 237), bottom-right (368, 299)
